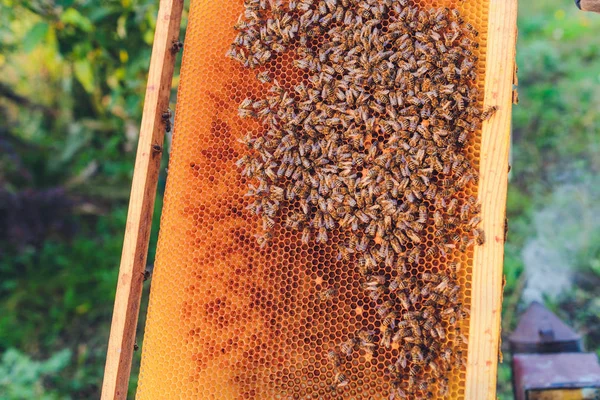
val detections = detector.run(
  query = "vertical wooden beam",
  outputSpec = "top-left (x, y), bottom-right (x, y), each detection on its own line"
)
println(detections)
top-left (101, 1), bottom-right (184, 398)
top-left (465, 0), bottom-right (518, 398)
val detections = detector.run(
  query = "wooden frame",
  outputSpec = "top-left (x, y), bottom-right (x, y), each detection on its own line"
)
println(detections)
top-left (101, 1), bottom-right (184, 398)
top-left (465, 0), bottom-right (518, 398)
top-left (102, 0), bottom-right (517, 398)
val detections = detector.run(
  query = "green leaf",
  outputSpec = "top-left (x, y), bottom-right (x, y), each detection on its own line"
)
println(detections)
top-left (22, 22), bottom-right (49, 53)
top-left (88, 7), bottom-right (115, 22)
top-left (60, 8), bottom-right (93, 32)
top-left (73, 59), bottom-right (95, 93)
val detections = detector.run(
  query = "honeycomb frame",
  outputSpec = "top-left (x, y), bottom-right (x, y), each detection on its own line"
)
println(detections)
top-left (133, 0), bottom-right (517, 399)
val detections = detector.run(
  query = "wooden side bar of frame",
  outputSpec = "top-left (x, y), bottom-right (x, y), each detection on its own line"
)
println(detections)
top-left (101, 1), bottom-right (184, 398)
top-left (465, 0), bottom-right (518, 398)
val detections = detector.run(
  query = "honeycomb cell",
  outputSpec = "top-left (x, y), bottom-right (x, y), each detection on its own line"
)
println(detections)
top-left (137, 0), bottom-right (491, 399)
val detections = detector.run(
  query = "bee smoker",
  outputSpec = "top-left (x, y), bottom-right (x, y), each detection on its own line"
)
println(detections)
top-left (509, 302), bottom-right (600, 400)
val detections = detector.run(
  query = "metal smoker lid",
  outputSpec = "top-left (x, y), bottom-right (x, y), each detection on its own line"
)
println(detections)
top-left (509, 301), bottom-right (583, 354)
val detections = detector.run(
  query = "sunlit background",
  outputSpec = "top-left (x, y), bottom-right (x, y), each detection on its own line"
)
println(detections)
top-left (0, 1), bottom-right (599, 398)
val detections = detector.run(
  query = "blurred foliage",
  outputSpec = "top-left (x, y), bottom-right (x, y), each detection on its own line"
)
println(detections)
top-left (0, 0), bottom-right (183, 397)
top-left (1, 0), bottom-right (600, 398)
top-left (0, 348), bottom-right (71, 400)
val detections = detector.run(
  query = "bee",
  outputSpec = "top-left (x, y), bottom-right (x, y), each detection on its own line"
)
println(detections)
top-left (387, 362), bottom-right (400, 377)
top-left (238, 98), bottom-right (255, 118)
top-left (381, 327), bottom-right (393, 348)
top-left (409, 320), bottom-right (422, 338)
top-left (340, 337), bottom-right (358, 357)
top-left (365, 274), bottom-right (386, 288)
top-left (393, 350), bottom-right (408, 370)
top-left (335, 372), bottom-right (349, 388)
top-left (474, 227), bottom-right (486, 245)
top-left (464, 22), bottom-right (479, 36)
top-left (316, 226), bottom-right (328, 243)
top-left (357, 330), bottom-right (376, 349)
top-left (257, 70), bottom-right (272, 83)
top-left (402, 311), bottom-right (420, 322)
top-left (327, 349), bottom-right (341, 367)
top-left (452, 92), bottom-right (464, 111)
top-left (426, 359), bottom-right (441, 376)
top-left (439, 378), bottom-right (450, 396)
top-left (383, 311), bottom-right (398, 329)
top-left (417, 380), bottom-right (428, 391)
top-left (376, 300), bottom-right (394, 317)
top-left (407, 246), bottom-right (421, 264)
top-left (142, 264), bottom-right (153, 282)
top-left (447, 198), bottom-right (458, 215)
top-left (405, 229), bottom-right (422, 244)
top-left (434, 323), bottom-right (446, 339)
top-left (301, 227), bottom-right (311, 244)
top-left (161, 109), bottom-right (173, 132)
top-left (449, 261), bottom-right (462, 274)
top-left (411, 346), bottom-right (424, 364)
top-left (468, 215), bottom-right (482, 228)
top-left (319, 287), bottom-right (338, 302)
top-left (460, 202), bottom-right (472, 221)
top-left (456, 328), bottom-right (469, 345)
top-left (482, 105), bottom-right (499, 120)
top-left (390, 384), bottom-right (408, 400)
top-left (262, 215), bottom-right (275, 230)
top-left (455, 351), bottom-right (467, 368)
top-left (256, 231), bottom-right (272, 247)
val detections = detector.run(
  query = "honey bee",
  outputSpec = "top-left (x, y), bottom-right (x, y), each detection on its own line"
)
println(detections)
top-left (434, 323), bottom-right (446, 340)
top-left (440, 347), bottom-right (452, 362)
top-left (482, 105), bottom-right (499, 120)
top-left (446, 198), bottom-right (458, 215)
top-left (257, 70), bottom-right (272, 83)
top-left (381, 327), bottom-right (393, 348)
top-left (438, 378), bottom-right (450, 396)
top-left (238, 98), bottom-right (255, 118)
top-left (256, 231), bottom-right (272, 247)
top-left (474, 227), bottom-right (486, 245)
top-left (340, 338), bottom-right (357, 357)
top-left (448, 261), bottom-right (462, 274)
top-left (316, 226), bottom-right (328, 243)
top-left (396, 350), bottom-right (409, 369)
top-left (383, 311), bottom-right (398, 329)
top-left (319, 287), bottom-right (338, 302)
top-left (464, 22), bottom-right (479, 36)
top-left (452, 92), bottom-right (464, 111)
top-left (411, 346), bottom-right (424, 364)
top-left (327, 349), bottom-right (341, 367)
top-left (455, 351), bottom-right (467, 368)
top-left (456, 328), bottom-right (469, 345)
top-left (161, 109), bottom-right (173, 132)
top-left (335, 372), bottom-right (349, 388)
top-left (389, 388), bottom-right (408, 400)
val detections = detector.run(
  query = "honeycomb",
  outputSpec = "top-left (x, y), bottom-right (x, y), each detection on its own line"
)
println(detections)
top-left (137, 0), bottom-right (490, 398)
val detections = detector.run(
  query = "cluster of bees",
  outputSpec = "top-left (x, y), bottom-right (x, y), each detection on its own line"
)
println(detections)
top-left (228, 0), bottom-right (494, 398)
